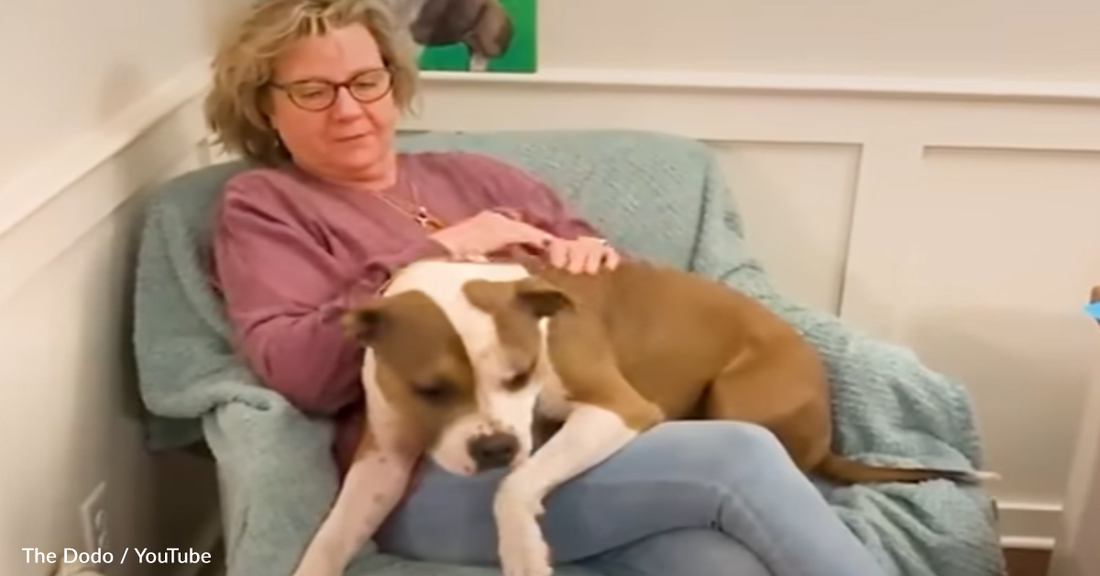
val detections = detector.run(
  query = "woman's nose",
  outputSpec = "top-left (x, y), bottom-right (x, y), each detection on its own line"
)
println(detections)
top-left (330, 87), bottom-right (366, 119)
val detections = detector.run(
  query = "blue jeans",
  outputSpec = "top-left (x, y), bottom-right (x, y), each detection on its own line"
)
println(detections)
top-left (376, 421), bottom-right (886, 576)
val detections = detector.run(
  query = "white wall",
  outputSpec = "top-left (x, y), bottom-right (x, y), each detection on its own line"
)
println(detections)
top-left (1050, 345), bottom-right (1100, 575)
top-left (391, 0), bottom-right (1100, 549)
top-left (535, 0), bottom-right (1100, 82)
top-left (0, 1), bottom-right (239, 575)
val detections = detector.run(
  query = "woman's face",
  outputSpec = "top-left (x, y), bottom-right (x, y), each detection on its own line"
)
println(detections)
top-left (267, 24), bottom-right (400, 184)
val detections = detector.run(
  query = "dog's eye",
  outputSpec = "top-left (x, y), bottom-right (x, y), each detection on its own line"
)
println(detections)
top-left (412, 378), bottom-right (456, 404)
top-left (503, 370), bottom-right (532, 391)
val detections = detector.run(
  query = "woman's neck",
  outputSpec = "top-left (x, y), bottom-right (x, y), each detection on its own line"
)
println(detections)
top-left (297, 150), bottom-right (400, 192)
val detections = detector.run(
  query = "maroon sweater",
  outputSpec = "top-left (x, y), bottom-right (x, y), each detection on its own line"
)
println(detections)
top-left (209, 151), bottom-right (600, 475)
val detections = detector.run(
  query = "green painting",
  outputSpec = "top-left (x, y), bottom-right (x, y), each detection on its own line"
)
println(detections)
top-left (415, 0), bottom-right (538, 73)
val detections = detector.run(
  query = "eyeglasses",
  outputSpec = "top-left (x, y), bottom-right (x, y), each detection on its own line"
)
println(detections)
top-left (269, 68), bottom-right (393, 111)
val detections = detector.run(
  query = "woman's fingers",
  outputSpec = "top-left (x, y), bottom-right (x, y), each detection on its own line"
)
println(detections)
top-left (584, 247), bottom-right (609, 274)
top-left (549, 239), bottom-right (616, 274)
top-left (570, 244), bottom-right (598, 274)
top-left (525, 237), bottom-right (622, 274)
top-left (545, 239), bottom-right (571, 269)
top-left (574, 238), bottom-right (617, 274)
top-left (603, 247), bottom-right (621, 270)
top-left (584, 245), bottom-right (620, 274)
top-left (475, 215), bottom-right (620, 275)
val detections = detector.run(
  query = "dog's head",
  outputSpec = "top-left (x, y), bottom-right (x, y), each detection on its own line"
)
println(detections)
top-left (409, 0), bottom-right (514, 58)
top-left (344, 268), bottom-right (572, 475)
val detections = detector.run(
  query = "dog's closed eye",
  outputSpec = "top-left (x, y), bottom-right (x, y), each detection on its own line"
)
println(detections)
top-left (503, 368), bottom-right (533, 391)
top-left (412, 377), bottom-right (458, 404)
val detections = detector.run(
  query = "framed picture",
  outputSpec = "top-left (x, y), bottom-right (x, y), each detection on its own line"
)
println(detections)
top-left (402, 0), bottom-right (538, 73)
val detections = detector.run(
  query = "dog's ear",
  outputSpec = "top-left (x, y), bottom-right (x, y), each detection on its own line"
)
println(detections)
top-left (466, 0), bottom-right (513, 57)
top-left (513, 277), bottom-right (572, 318)
top-left (341, 303), bottom-right (388, 345)
top-left (464, 277), bottom-right (572, 318)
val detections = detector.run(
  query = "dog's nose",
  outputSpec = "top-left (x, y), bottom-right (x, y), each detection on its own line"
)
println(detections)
top-left (467, 432), bottom-right (519, 471)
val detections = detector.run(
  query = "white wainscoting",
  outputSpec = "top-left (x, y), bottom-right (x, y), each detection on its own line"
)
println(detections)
top-left (0, 60), bottom-right (211, 302)
top-left (399, 68), bottom-right (1100, 548)
top-left (0, 60), bottom-right (221, 576)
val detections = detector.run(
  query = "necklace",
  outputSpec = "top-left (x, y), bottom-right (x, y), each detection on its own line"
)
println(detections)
top-left (374, 175), bottom-right (446, 231)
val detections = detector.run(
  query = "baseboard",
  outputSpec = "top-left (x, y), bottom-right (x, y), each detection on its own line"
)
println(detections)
top-left (419, 67), bottom-right (1100, 103)
top-left (0, 59), bottom-right (212, 303)
top-left (1003, 536), bottom-right (1056, 550)
top-left (999, 501), bottom-right (1062, 550)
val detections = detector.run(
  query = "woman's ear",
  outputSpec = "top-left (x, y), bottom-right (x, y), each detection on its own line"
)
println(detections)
top-left (259, 93), bottom-right (277, 130)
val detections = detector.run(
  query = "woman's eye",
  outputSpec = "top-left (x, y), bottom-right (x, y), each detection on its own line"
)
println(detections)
top-left (289, 85), bottom-right (330, 100)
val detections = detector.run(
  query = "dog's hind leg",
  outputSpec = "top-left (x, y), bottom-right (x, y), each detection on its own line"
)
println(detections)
top-left (699, 343), bottom-right (833, 475)
top-left (703, 345), bottom-right (997, 485)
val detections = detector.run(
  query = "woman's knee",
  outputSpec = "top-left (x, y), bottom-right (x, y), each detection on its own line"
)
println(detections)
top-left (674, 420), bottom-right (786, 454)
top-left (631, 420), bottom-right (794, 477)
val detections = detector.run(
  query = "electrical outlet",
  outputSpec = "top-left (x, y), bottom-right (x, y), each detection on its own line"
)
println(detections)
top-left (79, 482), bottom-right (108, 566)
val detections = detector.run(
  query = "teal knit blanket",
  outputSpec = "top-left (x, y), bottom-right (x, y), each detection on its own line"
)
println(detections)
top-left (132, 129), bottom-right (1004, 576)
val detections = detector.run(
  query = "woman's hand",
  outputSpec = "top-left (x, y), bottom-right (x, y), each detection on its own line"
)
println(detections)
top-left (431, 210), bottom-right (553, 258)
top-left (430, 210), bottom-right (619, 274)
top-left (545, 236), bottom-right (620, 274)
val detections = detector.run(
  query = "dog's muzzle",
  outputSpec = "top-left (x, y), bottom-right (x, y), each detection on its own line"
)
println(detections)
top-left (467, 431), bottom-right (520, 471)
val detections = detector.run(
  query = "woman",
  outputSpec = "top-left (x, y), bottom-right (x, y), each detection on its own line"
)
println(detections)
top-left (204, 1), bottom-right (887, 575)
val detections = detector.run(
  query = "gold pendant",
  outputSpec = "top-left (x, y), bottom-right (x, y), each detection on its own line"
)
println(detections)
top-left (416, 207), bottom-right (445, 231)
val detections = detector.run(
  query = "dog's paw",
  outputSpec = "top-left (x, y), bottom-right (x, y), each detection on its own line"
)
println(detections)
top-left (288, 546), bottom-right (341, 576)
top-left (289, 566), bottom-right (337, 576)
top-left (494, 485), bottom-right (552, 576)
top-left (498, 527), bottom-right (552, 576)
top-left (289, 562), bottom-right (339, 576)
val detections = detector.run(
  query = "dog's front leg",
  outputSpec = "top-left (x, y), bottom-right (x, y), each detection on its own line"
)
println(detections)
top-left (493, 403), bottom-right (654, 576)
top-left (290, 404), bottom-right (422, 576)
top-left (468, 53), bottom-right (489, 72)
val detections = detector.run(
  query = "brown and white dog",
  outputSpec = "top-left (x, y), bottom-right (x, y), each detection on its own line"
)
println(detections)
top-left (289, 256), bottom-right (994, 576)
top-left (390, 0), bottom-right (514, 72)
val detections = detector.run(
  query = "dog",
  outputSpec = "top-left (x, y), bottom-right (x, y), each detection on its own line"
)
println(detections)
top-left (390, 0), bottom-right (514, 72)
top-left (289, 256), bottom-right (995, 576)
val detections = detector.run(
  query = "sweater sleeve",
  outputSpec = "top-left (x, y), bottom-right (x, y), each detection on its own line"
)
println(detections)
top-left (523, 179), bottom-right (604, 240)
top-left (211, 181), bottom-right (448, 416)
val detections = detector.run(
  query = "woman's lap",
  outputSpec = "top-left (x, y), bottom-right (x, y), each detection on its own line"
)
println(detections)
top-left (376, 420), bottom-right (884, 576)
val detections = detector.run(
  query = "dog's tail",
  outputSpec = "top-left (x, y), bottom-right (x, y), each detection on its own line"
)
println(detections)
top-left (813, 452), bottom-right (1000, 485)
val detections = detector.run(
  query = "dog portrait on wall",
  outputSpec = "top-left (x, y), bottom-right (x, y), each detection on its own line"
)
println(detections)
top-left (388, 0), bottom-right (538, 73)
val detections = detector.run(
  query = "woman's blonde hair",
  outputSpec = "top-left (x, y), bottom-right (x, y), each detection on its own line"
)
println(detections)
top-left (204, 0), bottom-right (419, 165)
